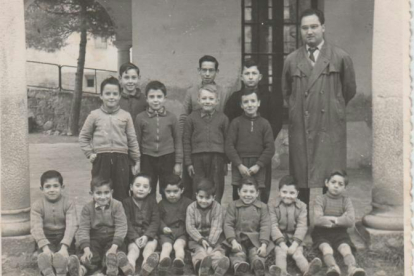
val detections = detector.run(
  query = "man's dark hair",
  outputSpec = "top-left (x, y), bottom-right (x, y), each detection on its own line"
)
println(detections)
top-left (145, 80), bottom-right (167, 96)
top-left (164, 174), bottom-right (184, 190)
top-left (195, 178), bottom-right (216, 197)
top-left (90, 176), bottom-right (113, 191)
top-left (100, 76), bottom-right (121, 95)
top-left (299, 9), bottom-right (325, 25)
top-left (199, 55), bottom-right (219, 70)
top-left (242, 59), bottom-right (261, 73)
top-left (40, 170), bottom-right (63, 187)
top-left (119, 62), bottom-right (140, 77)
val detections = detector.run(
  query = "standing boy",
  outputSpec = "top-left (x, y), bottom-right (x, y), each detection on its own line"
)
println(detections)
top-left (135, 81), bottom-right (182, 197)
top-left (31, 170), bottom-right (80, 276)
top-left (79, 77), bottom-right (140, 201)
top-left (158, 175), bottom-right (193, 276)
top-left (119, 62), bottom-right (147, 121)
top-left (224, 178), bottom-right (274, 276)
top-left (186, 178), bottom-right (230, 276)
top-left (76, 177), bottom-right (134, 276)
top-left (122, 173), bottom-right (160, 276)
top-left (225, 90), bottom-right (275, 201)
top-left (268, 175), bottom-right (321, 276)
top-left (224, 59), bottom-right (283, 203)
top-left (183, 84), bottom-right (229, 202)
top-left (312, 170), bottom-right (365, 276)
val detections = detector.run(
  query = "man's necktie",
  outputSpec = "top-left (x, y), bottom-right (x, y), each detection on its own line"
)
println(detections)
top-left (309, 47), bottom-right (317, 62)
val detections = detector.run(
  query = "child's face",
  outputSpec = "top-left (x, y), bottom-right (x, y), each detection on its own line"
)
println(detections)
top-left (100, 84), bottom-right (121, 110)
top-left (199, 61), bottom-right (218, 85)
top-left (41, 178), bottom-right (64, 202)
top-left (325, 175), bottom-right (346, 196)
top-left (119, 69), bottom-right (140, 94)
top-left (241, 66), bottom-right (262, 88)
top-left (196, 190), bottom-right (215, 209)
top-left (198, 89), bottom-right (219, 113)
top-left (164, 184), bottom-right (184, 203)
top-left (146, 89), bottom-right (166, 111)
top-left (279, 184), bottom-right (299, 205)
top-left (91, 184), bottom-right (113, 206)
top-left (240, 93), bottom-right (260, 117)
top-left (238, 184), bottom-right (259, 205)
top-left (130, 177), bottom-right (151, 199)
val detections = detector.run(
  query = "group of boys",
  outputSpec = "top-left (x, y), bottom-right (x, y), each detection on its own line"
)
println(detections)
top-left (31, 47), bottom-right (365, 275)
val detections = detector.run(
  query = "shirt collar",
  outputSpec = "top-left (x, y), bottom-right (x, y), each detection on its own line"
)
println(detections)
top-left (235, 199), bottom-right (262, 208)
top-left (121, 88), bottom-right (143, 99)
top-left (274, 197), bottom-right (301, 208)
top-left (201, 109), bottom-right (216, 118)
top-left (100, 105), bottom-right (120, 114)
top-left (306, 40), bottom-right (325, 52)
top-left (95, 200), bottom-right (111, 210)
top-left (147, 106), bottom-right (167, 117)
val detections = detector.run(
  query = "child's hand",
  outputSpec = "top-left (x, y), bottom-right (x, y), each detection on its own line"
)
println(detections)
top-left (237, 164), bottom-right (250, 176)
top-left (187, 165), bottom-right (195, 178)
top-left (163, 227), bottom-right (172, 234)
top-left (280, 242), bottom-right (288, 251)
top-left (173, 163), bottom-right (182, 176)
top-left (136, 236), bottom-right (148, 248)
top-left (106, 244), bottom-right (118, 256)
top-left (131, 162), bottom-right (140, 175)
top-left (42, 245), bottom-right (53, 256)
top-left (231, 240), bottom-right (242, 252)
top-left (207, 246), bottom-right (213, 255)
top-left (287, 242), bottom-right (298, 255)
top-left (257, 243), bottom-right (267, 257)
top-left (89, 153), bottom-right (97, 163)
top-left (201, 239), bottom-right (210, 250)
top-left (57, 244), bottom-right (69, 258)
top-left (248, 165), bottom-right (260, 175)
top-left (81, 248), bottom-right (93, 263)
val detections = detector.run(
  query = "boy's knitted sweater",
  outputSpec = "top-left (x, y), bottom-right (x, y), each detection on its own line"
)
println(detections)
top-left (314, 193), bottom-right (355, 228)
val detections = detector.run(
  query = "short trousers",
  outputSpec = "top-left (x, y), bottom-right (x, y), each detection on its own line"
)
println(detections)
top-left (36, 231), bottom-right (76, 255)
top-left (159, 233), bottom-right (187, 245)
top-left (311, 226), bottom-right (355, 252)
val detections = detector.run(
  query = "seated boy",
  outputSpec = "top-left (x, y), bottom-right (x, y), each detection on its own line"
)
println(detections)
top-left (223, 178), bottom-right (274, 276)
top-left (31, 170), bottom-right (80, 276)
top-left (122, 173), bottom-right (160, 276)
top-left (186, 178), bottom-right (230, 276)
top-left (225, 90), bottom-right (275, 202)
top-left (158, 175), bottom-right (193, 276)
top-left (312, 170), bottom-right (366, 276)
top-left (268, 175), bottom-right (321, 276)
top-left (76, 177), bottom-right (134, 276)
top-left (135, 81), bottom-right (183, 198)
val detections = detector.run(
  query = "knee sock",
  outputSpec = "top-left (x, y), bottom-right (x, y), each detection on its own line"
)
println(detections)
top-left (323, 254), bottom-right (337, 267)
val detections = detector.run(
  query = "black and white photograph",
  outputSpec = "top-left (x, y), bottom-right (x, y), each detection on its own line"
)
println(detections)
top-left (0, 0), bottom-right (410, 276)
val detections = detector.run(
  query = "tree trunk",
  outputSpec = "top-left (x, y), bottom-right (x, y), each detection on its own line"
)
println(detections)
top-left (69, 1), bottom-right (87, 135)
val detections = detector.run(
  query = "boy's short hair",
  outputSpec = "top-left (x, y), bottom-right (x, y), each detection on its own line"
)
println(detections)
top-left (238, 177), bottom-right (259, 191)
top-left (145, 80), bottom-right (167, 96)
top-left (40, 170), bottom-right (63, 187)
top-left (119, 62), bottom-right (140, 77)
top-left (326, 169), bottom-right (349, 186)
top-left (90, 176), bottom-right (113, 191)
top-left (196, 178), bottom-right (216, 197)
top-left (242, 59), bottom-right (261, 73)
top-left (300, 8), bottom-right (325, 25)
top-left (199, 55), bottom-right (219, 70)
top-left (240, 89), bottom-right (261, 102)
top-left (100, 76), bottom-right (121, 95)
top-left (163, 174), bottom-right (183, 190)
top-left (278, 175), bottom-right (299, 191)
top-left (199, 83), bottom-right (218, 97)
top-left (131, 172), bottom-right (152, 185)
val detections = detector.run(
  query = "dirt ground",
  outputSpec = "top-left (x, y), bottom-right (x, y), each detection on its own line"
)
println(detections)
top-left (2, 133), bottom-right (403, 276)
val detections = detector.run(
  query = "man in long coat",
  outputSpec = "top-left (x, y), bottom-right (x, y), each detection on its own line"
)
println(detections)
top-left (282, 9), bottom-right (356, 207)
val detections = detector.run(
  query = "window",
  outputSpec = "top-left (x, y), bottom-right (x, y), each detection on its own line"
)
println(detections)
top-left (85, 74), bottom-right (95, 88)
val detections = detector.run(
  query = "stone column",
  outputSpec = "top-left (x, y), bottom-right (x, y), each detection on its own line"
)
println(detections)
top-left (113, 40), bottom-right (132, 70)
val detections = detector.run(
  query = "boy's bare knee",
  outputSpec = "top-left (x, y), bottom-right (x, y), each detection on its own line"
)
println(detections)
top-left (337, 243), bottom-right (352, 255)
top-left (128, 243), bottom-right (140, 253)
top-left (319, 243), bottom-right (334, 255)
top-left (162, 243), bottom-right (173, 252)
top-left (275, 246), bottom-right (287, 255)
top-left (173, 239), bottom-right (186, 251)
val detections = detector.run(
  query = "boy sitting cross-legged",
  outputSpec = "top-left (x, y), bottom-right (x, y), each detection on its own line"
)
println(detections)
top-left (312, 170), bottom-right (366, 276)
top-left (76, 176), bottom-right (134, 276)
top-left (224, 178), bottom-right (274, 276)
top-left (122, 173), bottom-right (160, 276)
top-left (186, 178), bottom-right (230, 276)
top-left (268, 175), bottom-right (321, 276)
top-left (31, 170), bottom-right (80, 276)
top-left (158, 175), bottom-right (193, 275)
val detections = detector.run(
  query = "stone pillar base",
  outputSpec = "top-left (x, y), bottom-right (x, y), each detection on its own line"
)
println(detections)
top-left (362, 204), bottom-right (403, 231)
top-left (2, 235), bottom-right (37, 274)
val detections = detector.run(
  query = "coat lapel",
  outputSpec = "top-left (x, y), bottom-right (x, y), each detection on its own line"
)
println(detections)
top-left (305, 43), bottom-right (330, 92)
top-left (297, 47), bottom-right (313, 77)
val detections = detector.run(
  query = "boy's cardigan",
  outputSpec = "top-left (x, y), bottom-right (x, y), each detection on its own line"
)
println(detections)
top-left (76, 198), bottom-right (127, 250)
top-left (79, 106), bottom-right (140, 162)
top-left (119, 89), bottom-right (147, 122)
top-left (224, 199), bottom-right (274, 253)
top-left (314, 193), bottom-right (355, 228)
top-left (225, 113), bottom-right (275, 168)
top-left (183, 109), bottom-right (229, 166)
top-left (122, 195), bottom-right (160, 241)
top-left (134, 108), bottom-right (183, 163)
top-left (186, 201), bottom-right (224, 247)
top-left (269, 197), bottom-right (307, 245)
top-left (30, 195), bottom-right (78, 249)
top-left (158, 196), bottom-right (193, 236)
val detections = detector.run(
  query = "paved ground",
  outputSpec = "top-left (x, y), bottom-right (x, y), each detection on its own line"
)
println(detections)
top-left (4, 133), bottom-right (403, 276)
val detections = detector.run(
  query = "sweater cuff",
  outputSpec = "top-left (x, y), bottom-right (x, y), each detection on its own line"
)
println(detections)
top-left (37, 239), bottom-right (51, 249)
top-left (79, 240), bottom-right (90, 251)
top-left (259, 239), bottom-right (269, 246)
top-left (291, 237), bottom-right (302, 244)
top-left (256, 161), bottom-right (264, 168)
top-left (227, 237), bottom-right (236, 244)
top-left (274, 238), bottom-right (285, 245)
top-left (112, 237), bottom-right (124, 247)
